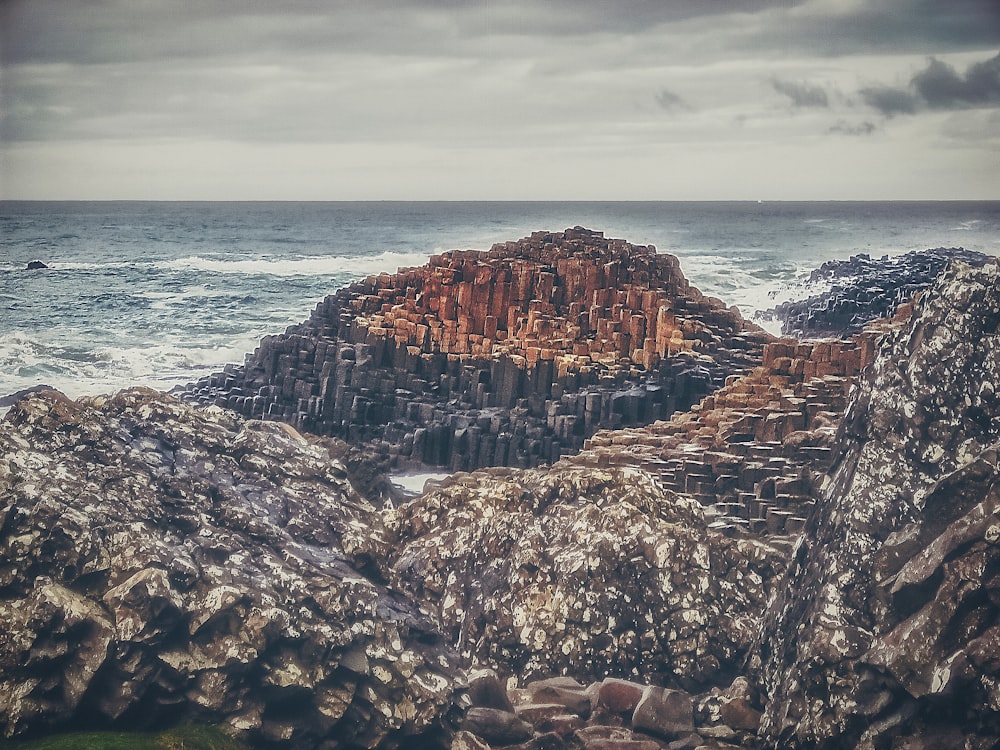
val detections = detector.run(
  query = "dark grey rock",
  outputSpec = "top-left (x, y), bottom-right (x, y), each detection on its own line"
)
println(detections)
top-left (389, 466), bottom-right (785, 689)
top-left (753, 261), bottom-right (1000, 748)
top-left (763, 248), bottom-right (991, 338)
top-left (0, 388), bottom-right (462, 748)
top-left (460, 706), bottom-right (533, 745)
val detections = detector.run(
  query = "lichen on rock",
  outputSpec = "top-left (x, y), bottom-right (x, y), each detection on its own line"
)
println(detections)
top-left (753, 261), bottom-right (1000, 748)
top-left (0, 388), bottom-right (462, 748)
top-left (388, 464), bottom-right (785, 691)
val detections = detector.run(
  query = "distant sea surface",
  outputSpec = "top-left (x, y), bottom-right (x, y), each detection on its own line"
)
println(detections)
top-left (2, 200), bottom-right (999, 401)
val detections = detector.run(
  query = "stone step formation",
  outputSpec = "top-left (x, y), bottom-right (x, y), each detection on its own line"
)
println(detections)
top-left (566, 307), bottom-right (914, 545)
top-left (178, 228), bottom-right (770, 473)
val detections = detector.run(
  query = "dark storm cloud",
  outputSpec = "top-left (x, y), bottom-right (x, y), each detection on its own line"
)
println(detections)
top-left (0, 0), bottom-right (805, 66)
top-left (731, 0), bottom-right (999, 59)
top-left (771, 78), bottom-right (828, 107)
top-left (860, 51), bottom-right (1000, 117)
top-left (913, 53), bottom-right (1000, 107)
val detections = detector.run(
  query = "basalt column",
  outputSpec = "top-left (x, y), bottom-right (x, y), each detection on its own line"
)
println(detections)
top-left (181, 228), bottom-right (771, 470)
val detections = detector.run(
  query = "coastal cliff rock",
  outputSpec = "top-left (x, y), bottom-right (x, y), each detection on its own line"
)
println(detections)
top-left (388, 465), bottom-right (785, 691)
top-left (766, 247), bottom-right (990, 339)
top-left (753, 261), bottom-right (1000, 748)
top-left (179, 228), bottom-right (769, 472)
top-left (0, 389), bottom-right (462, 748)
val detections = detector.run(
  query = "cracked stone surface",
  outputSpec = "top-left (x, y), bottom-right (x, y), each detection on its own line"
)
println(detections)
top-left (0, 388), bottom-right (462, 748)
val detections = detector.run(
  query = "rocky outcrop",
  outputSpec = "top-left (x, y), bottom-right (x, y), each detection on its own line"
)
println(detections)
top-left (752, 260), bottom-right (1000, 748)
top-left (0, 388), bottom-right (462, 748)
top-left (388, 465), bottom-right (785, 692)
top-left (566, 328), bottom-right (890, 544)
top-left (766, 247), bottom-right (990, 338)
top-left (178, 228), bottom-right (769, 472)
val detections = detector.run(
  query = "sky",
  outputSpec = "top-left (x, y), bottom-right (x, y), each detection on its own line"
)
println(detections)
top-left (1, 0), bottom-right (999, 200)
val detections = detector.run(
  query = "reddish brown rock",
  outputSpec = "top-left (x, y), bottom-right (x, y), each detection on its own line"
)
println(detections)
top-left (631, 687), bottom-right (695, 739)
top-left (596, 679), bottom-right (649, 714)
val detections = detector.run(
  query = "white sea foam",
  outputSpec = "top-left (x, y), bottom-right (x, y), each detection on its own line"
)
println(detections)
top-left (158, 251), bottom-right (433, 277)
top-left (0, 330), bottom-right (263, 401)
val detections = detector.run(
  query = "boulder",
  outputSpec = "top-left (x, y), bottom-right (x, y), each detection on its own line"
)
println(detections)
top-left (0, 388), bottom-right (462, 747)
top-left (389, 465), bottom-right (785, 689)
top-left (753, 261), bottom-right (1000, 748)
top-left (631, 686), bottom-right (694, 738)
top-left (460, 707), bottom-right (533, 745)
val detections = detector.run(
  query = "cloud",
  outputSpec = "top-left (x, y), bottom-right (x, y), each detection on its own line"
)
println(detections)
top-left (771, 78), bottom-right (828, 107)
top-left (858, 51), bottom-right (1000, 117)
top-left (828, 120), bottom-right (877, 135)
top-left (654, 88), bottom-right (690, 112)
top-left (913, 53), bottom-right (1000, 107)
top-left (859, 86), bottom-right (920, 117)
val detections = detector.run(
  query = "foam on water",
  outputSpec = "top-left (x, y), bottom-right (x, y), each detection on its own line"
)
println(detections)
top-left (158, 251), bottom-right (433, 277)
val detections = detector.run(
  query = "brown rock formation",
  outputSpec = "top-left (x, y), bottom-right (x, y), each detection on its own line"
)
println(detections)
top-left (179, 228), bottom-right (769, 472)
top-left (569, 331), bottom-right (883, 542)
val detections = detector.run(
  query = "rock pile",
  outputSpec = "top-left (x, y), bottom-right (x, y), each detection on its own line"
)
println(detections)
top-left (0, 389), bottom-right (461, 748)
top-left (454, 670), bottom-right (762, 750)
top-left (388, 466), bottom-right (785, 691)
top-left (178, 228), bottom-right (769, 472)
top-left (766, 246), bottom-right (990, 338)
top-left (753, 260), bottom-right (1000, 748)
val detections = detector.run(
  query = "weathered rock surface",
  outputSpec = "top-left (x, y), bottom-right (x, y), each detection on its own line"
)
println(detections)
top-left (753, 261), bottom-right (1000, 748)
top-left (0, 388), bottom-right (462, 748)
top-left (570, 331), bottom-right (886, 544)
top-left (178, 228), bottom-right (769, 473)
top-left (766, 247), bottom-right (990, 338)
top-left (388, 465), bottom-right (785, 691)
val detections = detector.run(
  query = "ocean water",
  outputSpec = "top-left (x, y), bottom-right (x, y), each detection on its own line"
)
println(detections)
top-left (2, 200), bottom-right (999, 402)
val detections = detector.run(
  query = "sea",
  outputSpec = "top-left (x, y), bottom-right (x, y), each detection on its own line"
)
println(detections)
top-left (2, 201), bottom-right (999, 404)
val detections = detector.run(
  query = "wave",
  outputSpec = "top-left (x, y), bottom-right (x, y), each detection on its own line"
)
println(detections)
top-left (158, 251), bottom-right (433, 277)
top-left (0, 330), bottom-right (263, 402)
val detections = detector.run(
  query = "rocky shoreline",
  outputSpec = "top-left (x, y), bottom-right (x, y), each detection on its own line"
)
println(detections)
top-left (2, 230), bottom-right (999, 749)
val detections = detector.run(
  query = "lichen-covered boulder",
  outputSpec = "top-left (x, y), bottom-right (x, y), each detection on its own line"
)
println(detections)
top-left (0, 388), bottom-right (462, 748)
top-left (753, 261), bottom-right (1000, 748)
top-left (388, 466), bottom-right (785, 690)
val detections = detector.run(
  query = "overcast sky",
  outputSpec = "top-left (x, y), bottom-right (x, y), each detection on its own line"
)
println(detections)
top-left (2, 0), bottom-right (998, 200)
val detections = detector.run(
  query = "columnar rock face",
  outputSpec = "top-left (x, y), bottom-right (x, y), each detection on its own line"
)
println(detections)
top-left (0, 389), bottom-right (461, 748)
top-left (179, 228), bottom-right (769, 472)
top-left (753, 261), bottom-right (1000, 748)
top-left (387, 465), bottom-right (785, 691)
top-left (570, 329), bottom-right (888, 542)
top-left (767, 247), bottom-right (990, 338)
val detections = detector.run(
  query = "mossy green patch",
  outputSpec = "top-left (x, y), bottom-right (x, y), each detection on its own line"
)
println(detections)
top-left (0, 724), bottom-right (247, 750)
